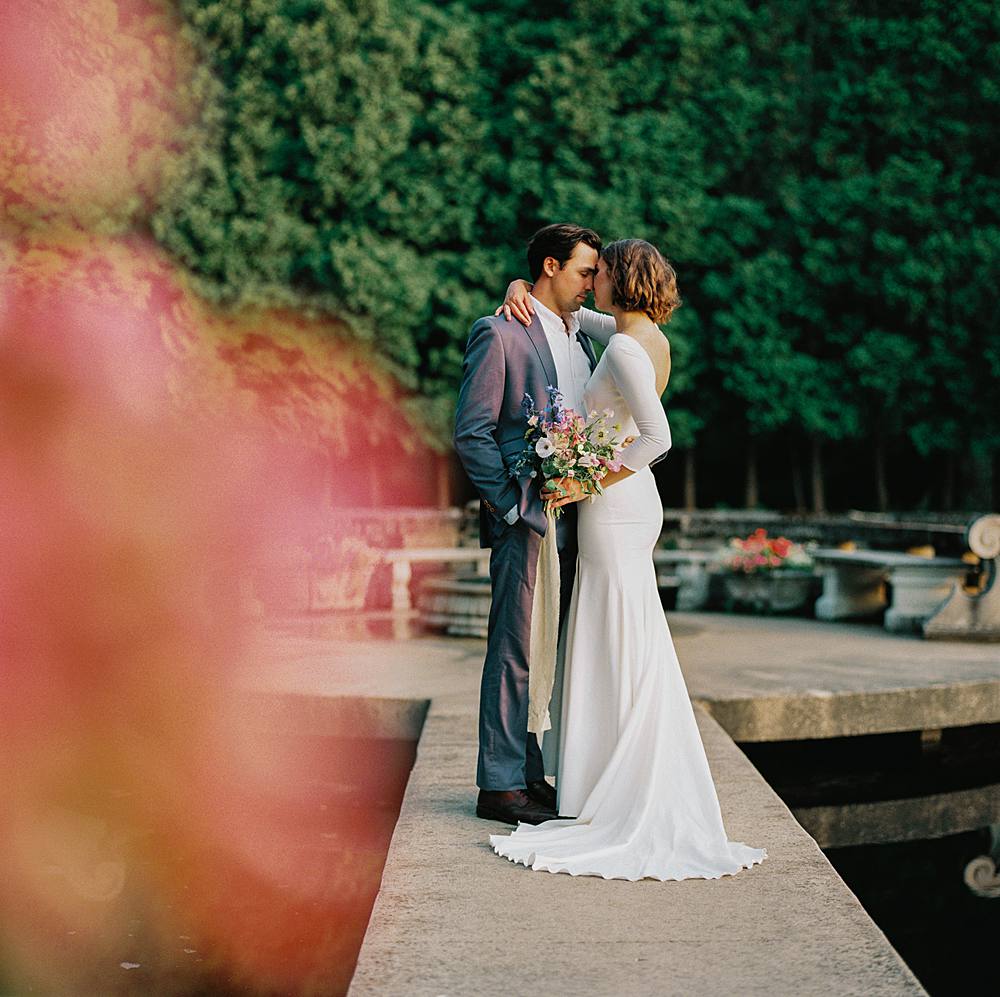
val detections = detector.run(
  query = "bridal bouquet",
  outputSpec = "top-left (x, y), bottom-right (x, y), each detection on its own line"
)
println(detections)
top-left (513, 386), bottom-right (631, 745)
top-left (510, 386), bottom-right (628, 516)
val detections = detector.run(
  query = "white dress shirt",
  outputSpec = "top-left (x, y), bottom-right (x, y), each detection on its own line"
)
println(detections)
top-left (529, 294), bottom-right (592, 416)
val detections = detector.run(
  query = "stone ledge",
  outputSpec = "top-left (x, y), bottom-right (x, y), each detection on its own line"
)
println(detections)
top-left (349, 698), bottom-right (925, 996)
top-left (698, 680), bottom-right (1000, 742)
top-left (238, 690), bottom-right (429, 741)
top-left (796, 782), bottom-right (1000, 849)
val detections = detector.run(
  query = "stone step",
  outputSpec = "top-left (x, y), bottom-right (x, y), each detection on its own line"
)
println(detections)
top-left (420, 577), bottom-right (491, 594)
top-left (417, 576), bottom-right (491, 639)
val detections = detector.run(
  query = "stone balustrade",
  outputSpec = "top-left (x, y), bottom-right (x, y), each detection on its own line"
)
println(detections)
top-left (660, 508), bottom-right (969, 556)
top-left (924, 514), bottom-right (1000, 641)
top-left (412, 511), bottom-right (998, 642)
top-left (382, 547), bottom-right (489, 613)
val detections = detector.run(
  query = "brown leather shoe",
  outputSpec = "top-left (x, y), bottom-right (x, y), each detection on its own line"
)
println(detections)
top-left (476, 789), bottom-right (556, 826)
top-left (526, 779), bottom-right (557, 811)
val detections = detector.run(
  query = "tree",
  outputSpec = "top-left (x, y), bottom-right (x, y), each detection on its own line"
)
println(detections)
top-left (153, 0), bottom-right (489, 433)
top-left (780, 0), bottom-right (1000, 511)
top-left (151, 0), bottom-right (1000, 508)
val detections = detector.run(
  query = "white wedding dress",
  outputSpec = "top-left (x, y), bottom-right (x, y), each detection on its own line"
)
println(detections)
top-left (491, 314), bottom-right (767, 881)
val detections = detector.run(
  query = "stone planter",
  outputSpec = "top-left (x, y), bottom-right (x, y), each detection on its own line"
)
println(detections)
top-left (723, 570), bottom-right (816, 614)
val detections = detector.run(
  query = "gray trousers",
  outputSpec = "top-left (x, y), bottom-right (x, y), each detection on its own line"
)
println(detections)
top-left (477, 511), bottom-right (578, 791)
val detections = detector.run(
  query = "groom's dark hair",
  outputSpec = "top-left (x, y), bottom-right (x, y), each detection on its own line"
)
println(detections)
top-left (527, 223), bottom-right (602, 282)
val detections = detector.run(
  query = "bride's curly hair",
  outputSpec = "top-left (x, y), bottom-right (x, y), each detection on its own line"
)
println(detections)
top-left (601, 239), bottom-right (681, 324)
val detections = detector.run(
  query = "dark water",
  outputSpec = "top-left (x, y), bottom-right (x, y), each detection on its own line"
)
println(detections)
top-left (825, 831), bottom-right (1000, 997)
top-left (742, 727), bottom-right (1000, 996)
top-left (181, 734), bottom-right (418, 997)
top-left (742, 724), bottom-right (1000, 806)
top-left (1, 734), bottom-right (417, 997)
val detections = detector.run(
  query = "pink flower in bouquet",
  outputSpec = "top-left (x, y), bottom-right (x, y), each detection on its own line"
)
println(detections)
top-left (512, 387), bottom-right (631, 516)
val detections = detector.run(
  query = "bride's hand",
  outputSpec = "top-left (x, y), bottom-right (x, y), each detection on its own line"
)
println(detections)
top-left (494, 279), bottom-right (535, 326)
top-left (542, 476), bottom-right (591, 512)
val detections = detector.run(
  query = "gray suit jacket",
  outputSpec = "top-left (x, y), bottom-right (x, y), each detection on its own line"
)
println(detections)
top-left (454, 313), bottom-right (598, 548)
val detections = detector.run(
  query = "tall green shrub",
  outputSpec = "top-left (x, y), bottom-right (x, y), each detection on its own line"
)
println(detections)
top-left (154, 0), bottom-right (490, 420)
top-left (154, 0), bottom-right (1000, 508)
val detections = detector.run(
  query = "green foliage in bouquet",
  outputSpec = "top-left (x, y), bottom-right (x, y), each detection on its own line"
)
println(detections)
top-left (509, 388), bottom-right (629, 515)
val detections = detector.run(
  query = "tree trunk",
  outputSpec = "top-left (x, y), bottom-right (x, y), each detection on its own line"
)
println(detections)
top-left (967, 443), bottom-right (995, 511)
top-left (745, 438), bottom-right (759, 509)
top-left (874, 436), bottom-right (889, 512)
top-left (810, 436), bottom-right (826, 515)
top-left (790, 443), bottom-right (806, 513)
top-left (942, 452), bottom-right (955, 511)
top-left (683, 448), bottom-right (697, 510)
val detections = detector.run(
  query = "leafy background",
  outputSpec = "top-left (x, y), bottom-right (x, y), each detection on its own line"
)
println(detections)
top-left (150, 0), bottom-right (1000, 511)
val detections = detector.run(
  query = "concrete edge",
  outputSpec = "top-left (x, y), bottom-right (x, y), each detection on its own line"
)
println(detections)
top-left (696, 679), bottom-right (1000, 742)
top-left (238, 689), bottom-right (430, 741)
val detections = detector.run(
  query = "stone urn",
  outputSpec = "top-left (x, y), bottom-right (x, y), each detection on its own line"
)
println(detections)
top-left (723, 570), bottom-right (816, 614)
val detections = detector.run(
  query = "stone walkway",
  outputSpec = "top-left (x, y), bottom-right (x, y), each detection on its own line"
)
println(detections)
top-left (673, 612), bottom-right (1000, 740)
top-left (233, 611), bottom-right (997, 995)
top-left (248, 611), bottom-right (1000, 741)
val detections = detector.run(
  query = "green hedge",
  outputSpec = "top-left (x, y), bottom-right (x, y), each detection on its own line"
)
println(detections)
top-left (153, 0), bottom-right (1000, 507)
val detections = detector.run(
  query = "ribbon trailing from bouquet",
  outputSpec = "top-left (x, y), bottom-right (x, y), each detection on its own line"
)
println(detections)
top-left (527, 505), bottom-right (560, 748)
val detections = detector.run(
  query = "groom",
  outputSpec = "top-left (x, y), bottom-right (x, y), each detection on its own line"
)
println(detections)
top-left (453, 223), bottom-right (601, 825)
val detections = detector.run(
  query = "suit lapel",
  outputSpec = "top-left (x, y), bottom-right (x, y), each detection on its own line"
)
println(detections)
top-left (576, 329), bottom-right (598, 372)
top-left (523, 315), bottom-right (558, 389)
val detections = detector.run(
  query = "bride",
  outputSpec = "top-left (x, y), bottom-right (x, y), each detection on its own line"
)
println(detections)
top-left (490, 239), bottom-right (766, 881)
